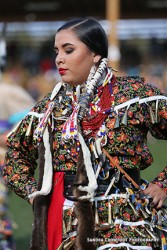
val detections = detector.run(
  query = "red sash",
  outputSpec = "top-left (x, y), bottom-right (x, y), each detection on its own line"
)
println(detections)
top-left (47, 172), bottom-right (65, 250)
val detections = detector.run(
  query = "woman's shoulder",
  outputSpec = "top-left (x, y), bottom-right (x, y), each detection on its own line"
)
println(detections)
top-left (31, 82), bottom-right (65, 114)
top-left (32, 93), bottom-right (51, 113)
top-left (115, 75), bottom-right (145, 87)
top-left (115, 75), bottom-right (165, 97)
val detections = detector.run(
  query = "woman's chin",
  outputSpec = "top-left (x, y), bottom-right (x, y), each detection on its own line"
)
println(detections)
top-left (62, 79), bottom-right (77, 86)
top-left (61, 76), bottom-right (71, 84)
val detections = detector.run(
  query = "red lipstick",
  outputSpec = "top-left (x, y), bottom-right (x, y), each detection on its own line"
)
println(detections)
top-left (58, 68), bottom-right (67, 75)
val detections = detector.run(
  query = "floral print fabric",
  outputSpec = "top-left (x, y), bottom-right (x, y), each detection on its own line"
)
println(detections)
top-left (3, 76), bottom-right (167, 200)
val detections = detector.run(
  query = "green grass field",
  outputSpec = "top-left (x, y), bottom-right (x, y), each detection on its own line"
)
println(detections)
top-left (8, 137), bottom-right (167, 250)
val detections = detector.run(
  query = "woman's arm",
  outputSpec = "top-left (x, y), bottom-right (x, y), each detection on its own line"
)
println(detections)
top-left (3, 114), bottom-right (39, 202)
top-left (142, 83), bottom-right (167, 207)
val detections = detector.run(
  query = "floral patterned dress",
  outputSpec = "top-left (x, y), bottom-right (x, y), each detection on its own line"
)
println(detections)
top-left (3, 76), bottom-right (167, 249)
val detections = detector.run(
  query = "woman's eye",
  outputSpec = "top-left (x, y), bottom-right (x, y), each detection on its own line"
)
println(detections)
top-left (65, 49), bottom-right (74, 54)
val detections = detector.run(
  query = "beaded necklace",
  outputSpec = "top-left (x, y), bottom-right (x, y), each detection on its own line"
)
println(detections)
top-left (82, 68), bottom-right (115, 138)
top-left (89, 68), bottom-right (115, 115)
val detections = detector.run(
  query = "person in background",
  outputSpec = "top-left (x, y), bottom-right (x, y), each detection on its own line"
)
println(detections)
top-left (3, 18), bottom-right (167, 250)
top-left (0, 63), bottom-right (35, 250)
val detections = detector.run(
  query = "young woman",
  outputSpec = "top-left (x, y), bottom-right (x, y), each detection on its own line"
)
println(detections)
top-left (3, 18), bottom-right (167, 250)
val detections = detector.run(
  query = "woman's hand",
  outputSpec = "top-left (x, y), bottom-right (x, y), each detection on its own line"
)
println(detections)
top-left (144, 183), bottom-right (167, 209)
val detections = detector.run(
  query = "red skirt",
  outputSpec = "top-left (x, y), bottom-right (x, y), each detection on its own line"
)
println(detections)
top-left (47, 172), bottom-right (65, 250)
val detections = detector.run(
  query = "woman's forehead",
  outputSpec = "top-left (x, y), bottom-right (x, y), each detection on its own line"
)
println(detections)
top-left (55, 29), bottom-right (79, 44)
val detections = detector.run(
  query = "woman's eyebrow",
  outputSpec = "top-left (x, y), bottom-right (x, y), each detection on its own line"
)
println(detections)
top-left (54, 43), bottom-right (74, 50)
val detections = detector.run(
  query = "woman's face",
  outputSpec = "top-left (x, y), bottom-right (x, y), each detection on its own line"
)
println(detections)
top-left (54, 29), bottom-right (100, 85)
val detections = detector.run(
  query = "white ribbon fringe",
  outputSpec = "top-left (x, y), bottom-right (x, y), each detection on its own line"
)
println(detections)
top-left (77, 131), bottom-right (98, 199)
top-left (28, 126), bottom-right (53, 199)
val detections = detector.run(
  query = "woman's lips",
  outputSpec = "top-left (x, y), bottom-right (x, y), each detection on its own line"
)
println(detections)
top-left (58, 68), bottom-right (67, 75)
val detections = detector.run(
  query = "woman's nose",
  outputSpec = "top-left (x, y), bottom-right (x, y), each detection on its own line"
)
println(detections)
top-left (55, 53), bottom-right (64, 65)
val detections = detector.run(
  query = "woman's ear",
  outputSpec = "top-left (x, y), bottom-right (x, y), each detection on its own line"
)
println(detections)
top-left (93, 54), bottom-right (101, 64)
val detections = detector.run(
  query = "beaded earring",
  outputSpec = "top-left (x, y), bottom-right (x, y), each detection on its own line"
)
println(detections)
top-left (78, 58), bottom-right (108, 121)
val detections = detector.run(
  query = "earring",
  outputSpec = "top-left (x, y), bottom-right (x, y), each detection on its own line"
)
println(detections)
top-left (87, 64), bottom-right (96, 82)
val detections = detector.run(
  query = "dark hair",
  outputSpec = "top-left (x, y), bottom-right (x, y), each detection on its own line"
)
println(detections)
top-left (57, 18), bottom-right (108, 58)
